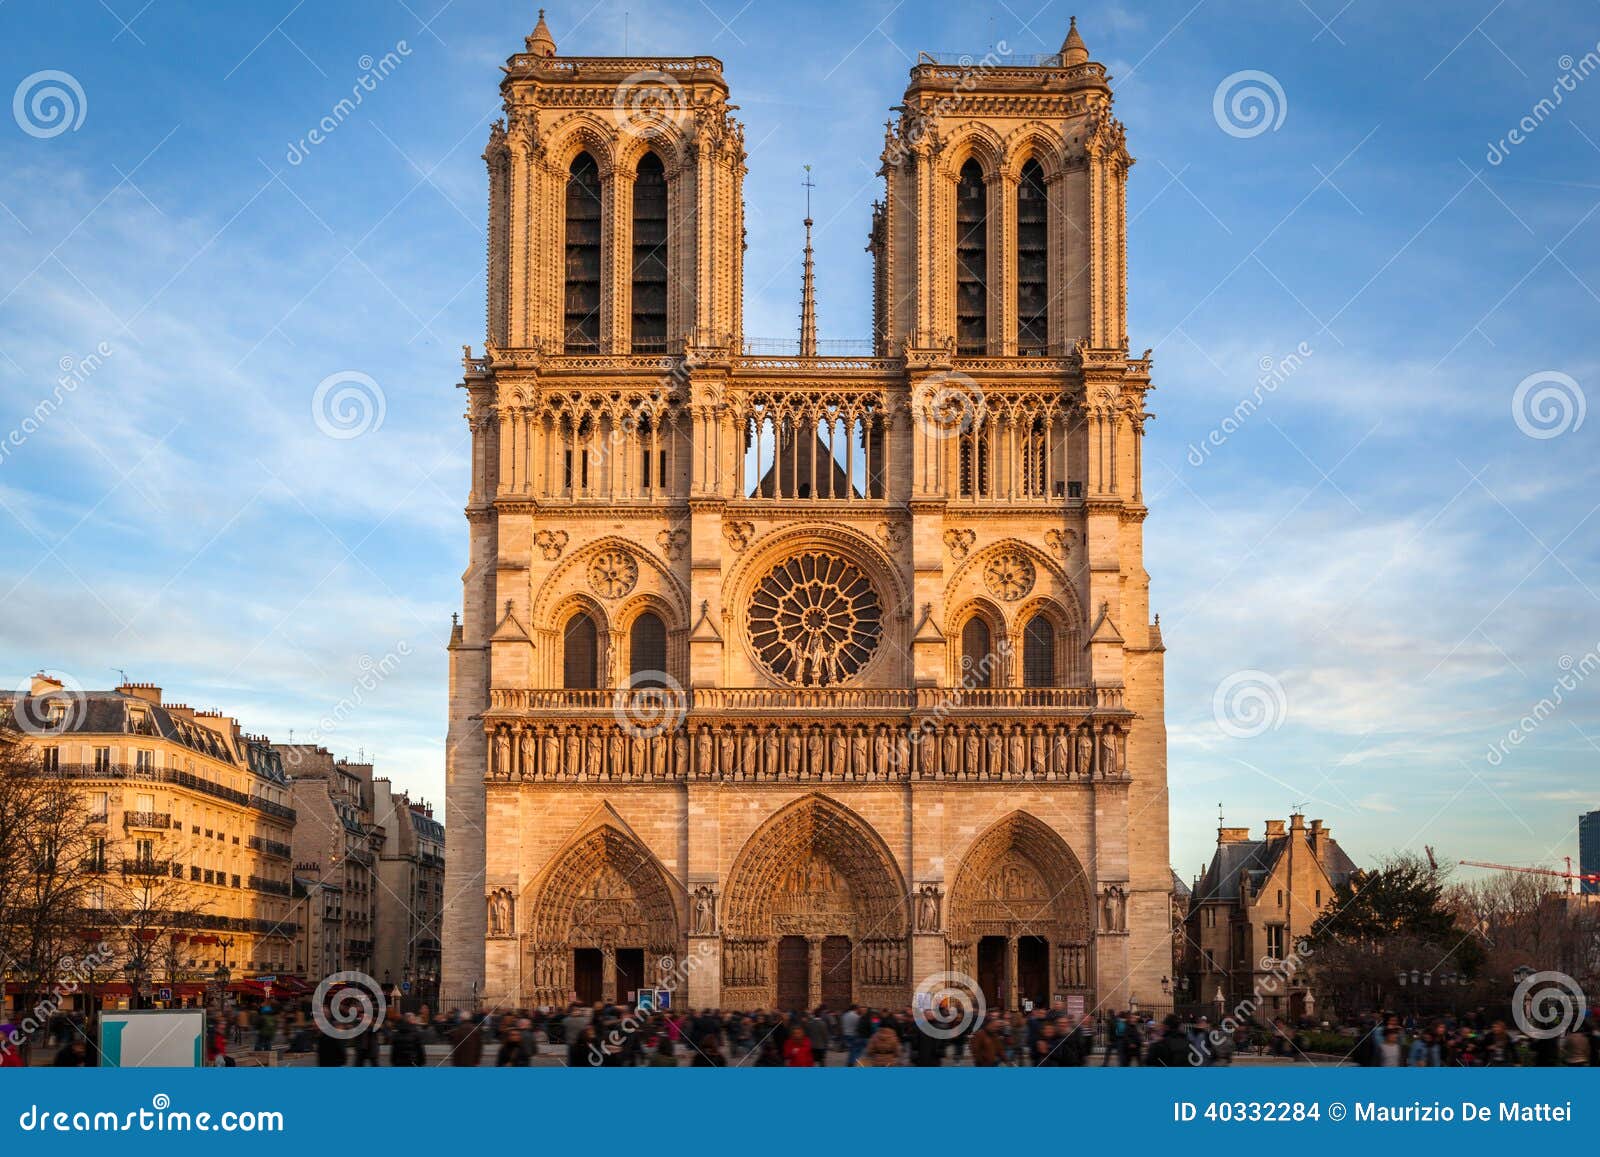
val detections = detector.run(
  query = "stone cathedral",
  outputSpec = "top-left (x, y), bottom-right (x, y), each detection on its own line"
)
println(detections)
top-left (443, 12), bottom-right (1170, 1016)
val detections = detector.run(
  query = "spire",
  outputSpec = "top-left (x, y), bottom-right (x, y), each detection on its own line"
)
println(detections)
top-left (799, 165), bottom-right (818, 358)
top-left (527, 8), bottom-right (556, 57)
top-left (1060, 15), bottom-right (1088, 66)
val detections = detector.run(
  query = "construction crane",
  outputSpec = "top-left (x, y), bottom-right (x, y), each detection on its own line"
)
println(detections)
top-left (1458, 857), bottom-right (1600, 894)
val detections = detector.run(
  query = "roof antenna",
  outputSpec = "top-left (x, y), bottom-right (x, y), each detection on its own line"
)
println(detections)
top-left (113, 667), bottom-right (129, 685)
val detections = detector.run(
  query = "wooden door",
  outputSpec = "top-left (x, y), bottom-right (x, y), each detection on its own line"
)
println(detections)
top-left (775, 936), bottom-right (809, 1012)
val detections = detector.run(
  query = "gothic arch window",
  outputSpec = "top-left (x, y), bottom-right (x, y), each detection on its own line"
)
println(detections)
top-left (629, 611), bottom-right (667, 685)
top-left (1022, 615), bottom-right (1056, 687)
top-left (564, 152), bottom-right (603, 354)
top-left (955, 160), bottom-right (988, 355)
top-left (959, 428), bottom-right (990, 498)
top-left (1016, 159), bottom-right (1049, 355)
top-left (960, 616), bottom-right (995, 688)
top-left (630, 152), bottom-right (668, 353)
top-left (562, 612), bottom-right (599, 689)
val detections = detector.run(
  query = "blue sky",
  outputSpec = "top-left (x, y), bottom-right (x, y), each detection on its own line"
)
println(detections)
top-left (1, 0), bottom-right (1597, 882)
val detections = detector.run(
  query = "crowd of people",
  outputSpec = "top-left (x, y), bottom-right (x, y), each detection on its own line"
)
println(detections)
top-left (8, 999), bottom-right (1596, 1068)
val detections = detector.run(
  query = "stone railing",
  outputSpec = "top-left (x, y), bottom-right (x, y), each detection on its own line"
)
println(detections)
top-left (487, 686), bottom-right (1120, 714)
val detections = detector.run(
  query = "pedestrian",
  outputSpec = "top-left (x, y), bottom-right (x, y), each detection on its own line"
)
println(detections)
top-left (859, 1026), bottom-right (901, 1067)
top-left (805, 1008), bottom-right (830, 1065)
top-left (496, 1028), bottom-right (532, 1067)
top-left (969, 1015), bottom-right (1003, 1066)
top-left (390, 1014), bottom-right (426, 1066)
top-left (782, 1024), bottom-right (814, 1066)
top-left (449, 1014), bottom-right (486, 1066)
top-left (1144, 1015), bottom-right (1194, 1067)
top-left (315, 1027), bottom-right (347, 1067)
top-left (911, 1020), bottom-right (945, 1066)
top-left (692, 1032), bottom-right (727, 1067)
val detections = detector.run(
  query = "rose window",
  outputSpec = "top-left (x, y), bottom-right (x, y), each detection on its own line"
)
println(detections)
top-left (983, 551), bottom-right (1035, 601)
top-left (748, 552), bottom-right (882, 686)
top-left (588, 548), bottom-right (639, 599)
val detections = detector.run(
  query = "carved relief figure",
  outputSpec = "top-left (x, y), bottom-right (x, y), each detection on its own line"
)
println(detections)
top-left (692, 885), bottom-right (718, 935)
top-left (915, 883), bottom-right (942, 933)
top-left (1101, 884), bottom-right (1126, 932)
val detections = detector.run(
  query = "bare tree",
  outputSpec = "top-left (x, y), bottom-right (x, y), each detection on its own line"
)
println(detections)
top-left (0, 736), bottom-right (103, 1057)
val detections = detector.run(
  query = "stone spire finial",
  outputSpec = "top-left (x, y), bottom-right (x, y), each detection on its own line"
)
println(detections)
top-left (527, 8), bottom-right (557, 57)
top-left (799, 165), bottom-right (818, 358)
top-left (1060, 16), bottom-right (1088, 66)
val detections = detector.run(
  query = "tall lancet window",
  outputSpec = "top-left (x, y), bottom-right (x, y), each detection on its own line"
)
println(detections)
top-left (955, 160), bottom-right (988, 355)
top-left (564, 152), bottom-right (602, 354)
top-left (631, 152), bottom-right (669, 353)
top-left (563, 612), bottom-right (599, 689)
top-left (1017, 160), bottom-right (1049, 355)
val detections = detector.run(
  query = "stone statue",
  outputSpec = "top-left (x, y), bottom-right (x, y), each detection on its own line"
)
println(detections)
top-left (963, 727), bottom-right (980, 779)
top-left (608, 727), bottom-right (625, 779)
top-left (850, 726), bottom-right (868, 780)
top-left (1101, 884), bottom-right (1126, 932)
top-left (651, 731), bottom-right (667, 779)
top-left (1007, 725), bottom-right (1026, 778)
top-left (1076, 730), bottom-right (1093, 779)
top-left (984, 726), bottom-right (1003, 778)
top-left (1051, 726), bottom-right (1070, 778)
top-left (762, 728), bottom-right (780, 779)
top-left (1030, 727), bottom-right (1047, 779)
top-left (894, 727), bottom-right (910, 779)
top-left (673, 729), bottom-right (689, 777)
top-left (1100, 730), bottom-right (1117, 780)
top-left (829, 727), bottom-right (847, 778)
top-left (495, 728), bottom-right (511, 779)
top-left (915, 884), bottom-right (942, 933)
top-left (695, 726), bottom-right (712, 777)
top-left (942, 727), bottom-right (958, 778)
top-left (807, 726), bottom-right (825, 778)
top-left (518, 728), bottom-right (534, 778)
top-left (629, 731), bottom-right (646, 778)
top-left (543, 727), bottom-right (560, 779)
top-left (692, 885), bottom-right (717, 935)
top-left (740, 728), bottom-right (756, 779)
top-left (585, 727), bottom-right (604, 778)
top-left (488, 890), bottom-right (512, 937)
top-left (784, 727), bottom-right (801, 778)
top-left (717, 727), bottom-right (734, 778)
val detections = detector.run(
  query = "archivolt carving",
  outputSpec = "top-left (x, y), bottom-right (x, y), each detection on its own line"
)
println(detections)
top-left (525, 824), bottom-right (682, 955)
top-left (721, 794), bottom-right (908, 940)
top-left (947, 811), bottom-right (1093, 944)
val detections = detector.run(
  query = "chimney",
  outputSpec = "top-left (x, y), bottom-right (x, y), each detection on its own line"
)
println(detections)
top-left (31, 672), bottom-right (65, 695)
top-left (116, 682), bottom-right (163, 704)
top-left (1309, 818), bottom-right (1327, 859)
top-left (1264, 819), bottom-right (1286, 839)
top-left (1290, 812), bottom-right (1306, 831)
top-left (1218, 826), bottom-right (1251, 845)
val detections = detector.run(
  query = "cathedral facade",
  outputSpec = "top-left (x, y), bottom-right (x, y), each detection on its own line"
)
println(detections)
top-left (443, 13), bottom-right (1170, 1016)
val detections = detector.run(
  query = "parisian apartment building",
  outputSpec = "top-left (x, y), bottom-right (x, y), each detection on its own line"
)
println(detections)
top-left (1, 675), bottom-right (441, 1012)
